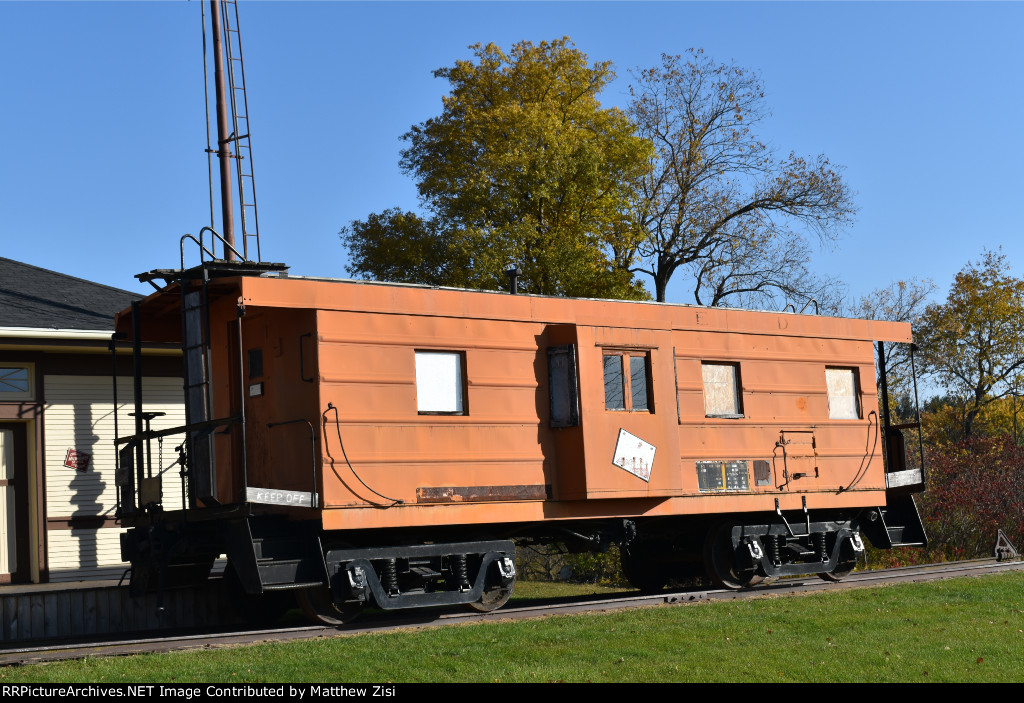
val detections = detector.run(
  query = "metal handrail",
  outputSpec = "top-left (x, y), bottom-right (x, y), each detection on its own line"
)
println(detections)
top-left (179, 226), bottom-right (245, 270)
top-left (800, 299), bottom-right (819, 315)
top-left (115, 415), bottom-right (241, 446)
top-left (782, 299), bottom-right (820, 315)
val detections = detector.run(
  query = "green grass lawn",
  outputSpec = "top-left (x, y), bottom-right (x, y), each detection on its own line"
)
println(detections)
top-left (4, 572), bottom-right (1023, 683)
top-left (509, 580), bottom-right (632, 600)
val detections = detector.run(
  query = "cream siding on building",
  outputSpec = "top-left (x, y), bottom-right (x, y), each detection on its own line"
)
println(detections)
top-left (43, 375), bottom-right (185, 581)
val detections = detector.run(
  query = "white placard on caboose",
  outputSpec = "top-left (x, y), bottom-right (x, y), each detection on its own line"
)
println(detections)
top-left (612, 429), bottom-right (656, 482)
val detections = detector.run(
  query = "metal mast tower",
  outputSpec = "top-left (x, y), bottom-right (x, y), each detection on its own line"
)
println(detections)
top-left (203, 0), bottom-right (263, 262)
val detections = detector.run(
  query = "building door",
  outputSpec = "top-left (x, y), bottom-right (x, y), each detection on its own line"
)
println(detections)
top-left (0, 423), bottom-right (31, 583)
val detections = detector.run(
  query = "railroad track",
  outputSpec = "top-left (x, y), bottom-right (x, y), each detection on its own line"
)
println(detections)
top-left (3, 558), bottom-right (1022, 667)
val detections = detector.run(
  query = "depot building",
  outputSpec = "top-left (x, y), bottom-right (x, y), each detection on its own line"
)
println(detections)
top-left (0, 257), bottom-right (183, 584)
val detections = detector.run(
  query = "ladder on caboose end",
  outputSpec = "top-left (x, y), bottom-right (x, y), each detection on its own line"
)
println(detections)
top-left (181, 274), bottom-right (218, 505)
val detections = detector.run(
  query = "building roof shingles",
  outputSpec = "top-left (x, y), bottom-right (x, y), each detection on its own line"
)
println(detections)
top-left (0, 258), bottom-right (140, 331)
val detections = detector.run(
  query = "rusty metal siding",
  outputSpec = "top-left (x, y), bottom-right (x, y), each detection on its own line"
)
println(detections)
top-left (673, 330), bottom-right (882, 498)
top-left (316, 308), bottom-right (550, 510)
top-left (132, 276), bottom-right (912, 532)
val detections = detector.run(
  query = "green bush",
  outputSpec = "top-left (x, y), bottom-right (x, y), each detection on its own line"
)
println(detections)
top-left (516, 542), bottom-right (629, 586)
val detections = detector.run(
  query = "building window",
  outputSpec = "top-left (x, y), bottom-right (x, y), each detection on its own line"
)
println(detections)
top-left (603, 352), bottom-right (651, 412)
top-left (702, 362), bottom-right (742, 418)
top-left (826, 367), bottom-right (860, 419)
top-left (415, 351), bottom-right (466, 414)
top-left (0, 365), bottom-right (33, 401)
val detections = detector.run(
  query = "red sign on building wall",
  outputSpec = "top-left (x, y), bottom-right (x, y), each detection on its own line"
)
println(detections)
top-left (64, 448), bottom-right (91, 472)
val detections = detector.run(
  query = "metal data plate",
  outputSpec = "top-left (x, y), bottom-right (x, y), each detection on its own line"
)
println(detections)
top-left (245, 486), bottom-right (318, 508)
top-left (696, 460), bottom-right (750, 492)
top-left (696, 461), bottom-right (724, 491)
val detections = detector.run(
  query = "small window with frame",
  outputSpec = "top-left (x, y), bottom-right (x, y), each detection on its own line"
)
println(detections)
top-left (0, 365), bottom-right (33, 401)
top-left (603, 351), bottom-right (652, 412)
top-left (415, 351), bottom-right (467, 415)
top-left (702, 362), bottom-right (743, 418)
top-left (826, 367), bottom-right (860, 420)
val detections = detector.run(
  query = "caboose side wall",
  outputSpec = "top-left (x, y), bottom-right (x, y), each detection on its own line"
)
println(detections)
top-left (672, 333), bottom-right (884, 497)
top-left (222, 276), bottom-right (909, 533)
top-left (314, 309), bottom-right (554, 511)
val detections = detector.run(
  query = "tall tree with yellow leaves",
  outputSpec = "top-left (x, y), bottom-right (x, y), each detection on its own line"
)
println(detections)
top-left (343, 38), bottom-right (653, 299)
top-left (917, 251), bottom-right (1024, 439)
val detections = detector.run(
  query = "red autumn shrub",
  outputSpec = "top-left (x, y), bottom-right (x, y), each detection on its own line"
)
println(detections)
top-left (917, 436), bottom-right (1024, 560)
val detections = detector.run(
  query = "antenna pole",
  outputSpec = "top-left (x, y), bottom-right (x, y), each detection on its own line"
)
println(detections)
top-left (209, 0), bottom-right (236, 260)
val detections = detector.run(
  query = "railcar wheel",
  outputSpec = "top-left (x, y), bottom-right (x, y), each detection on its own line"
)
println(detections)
top-left (297, 587), bottom-right (363, 626)
top-left (620, 544), bottom-right (670, 594)
top-left (467, 584), bottom-right (514, 612)
top-left (467, 560), bottom-right (516, 612)
top-left (817, 562), bottom-right (856, 583)
top-left (817, 533), bottom-right (859, 582)
top-left (703, 522), bottom-right (762, 590)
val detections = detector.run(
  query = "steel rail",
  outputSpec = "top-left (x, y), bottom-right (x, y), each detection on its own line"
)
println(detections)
top-left (3, 559), bottom-right (1022, 666)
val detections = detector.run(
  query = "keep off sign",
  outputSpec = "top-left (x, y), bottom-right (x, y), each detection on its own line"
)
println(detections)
top-left (64, 448), bottom-right (91, 472)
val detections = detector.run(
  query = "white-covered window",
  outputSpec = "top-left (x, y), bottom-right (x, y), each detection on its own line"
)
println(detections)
top-left (415, 351), bottom-right (466, 414)
top-left (826, 368), bottom-right (860, 419)
top-left (702, 362), bottom-right (742, 418)
top-left (0, 365), bottom-right (33, 401)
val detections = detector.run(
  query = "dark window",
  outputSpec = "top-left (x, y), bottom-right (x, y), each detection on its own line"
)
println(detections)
top-left (603, 355), bottom-right (625, 410)
top-left (630, 356), bottom-right (649, 411)
top-left (548, 345), bottom-right (580, 428)
top-left (0, 367), bottom-right (30, 396)
top-left (248, 348), bottom-right (264, 379)
top-left (603, 352), bottom-right (652, 412)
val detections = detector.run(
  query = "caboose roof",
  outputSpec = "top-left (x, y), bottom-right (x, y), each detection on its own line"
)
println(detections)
top-left (240, 274), bottom-right (912, 344)
top-left (118, 271), bottom-right (912, 345)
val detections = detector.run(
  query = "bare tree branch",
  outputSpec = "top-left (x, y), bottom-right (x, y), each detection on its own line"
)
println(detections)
top-left (627, 50), bottom-right (856, 305)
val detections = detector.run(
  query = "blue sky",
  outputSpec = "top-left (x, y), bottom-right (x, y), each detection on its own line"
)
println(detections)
top-left (1, 1), bottom-right (1021, 307)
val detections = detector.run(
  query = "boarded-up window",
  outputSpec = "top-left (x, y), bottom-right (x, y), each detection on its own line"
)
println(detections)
top-left (826, 368), bottom-right (859, 419)
top-left (415, 351), bottom-right (466, 414)
top-left (702, 362), bottom-right (742, 417)
top-left (603, 352), bottom-right (652, 412)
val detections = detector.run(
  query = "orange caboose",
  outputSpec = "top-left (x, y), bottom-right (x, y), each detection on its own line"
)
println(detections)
top-left (116, 261), bottom-right (926, 623)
